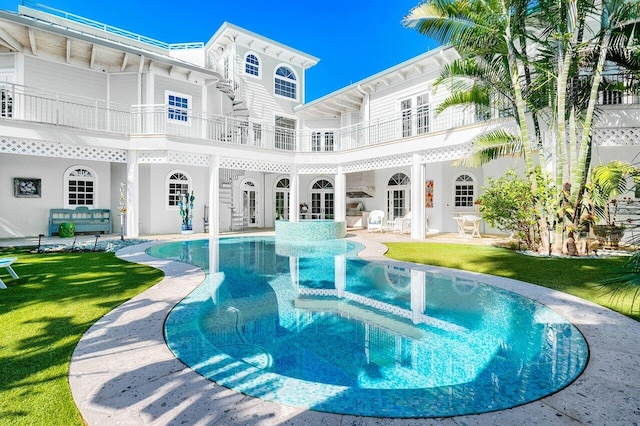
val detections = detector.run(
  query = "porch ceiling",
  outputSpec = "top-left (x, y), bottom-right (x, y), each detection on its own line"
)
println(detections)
top-left (0, 9), bottom-right (220, 82)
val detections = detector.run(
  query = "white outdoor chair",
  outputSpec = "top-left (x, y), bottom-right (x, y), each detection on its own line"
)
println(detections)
top-left (367, 210), bottom-right (385, 232)
top-left (393, 212), bottom-right (411, 234)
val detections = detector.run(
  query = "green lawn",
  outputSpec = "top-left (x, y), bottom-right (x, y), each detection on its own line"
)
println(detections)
top-left (0, 247), bottom-right (164, 426)
top-left (1, 241), bottom-right (637, 425)
top-left (385, 242), bottom-right (638, 320)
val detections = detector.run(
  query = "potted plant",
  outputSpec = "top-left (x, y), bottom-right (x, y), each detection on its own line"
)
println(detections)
top-left (178, 191), bottom-right (195, 234)
top-left (590, 161), bottom-right (640, 249)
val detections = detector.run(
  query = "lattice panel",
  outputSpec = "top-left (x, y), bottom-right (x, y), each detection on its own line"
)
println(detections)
top-left (343, 154), bottom-right (412, 173)
top-left (422, 144), bottom-right (471, 163)
top-left (138, 151), bottom-right (168, 164)
top-left (298, 164), bottom-right (338, 175)
top-left (168, 151), bottom-right (210, 166)
top-left (0, 137), bottom-right (127, 162)
top-left (220, 158), bottom-right (290, 174)
top-left (594, 127), bottom-right (640, 146)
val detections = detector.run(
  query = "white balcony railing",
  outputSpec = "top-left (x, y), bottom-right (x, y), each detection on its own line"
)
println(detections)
top-left (1, 82), bottom-right (132, 134)
top-left (3, 80), bottom-right (638, 154)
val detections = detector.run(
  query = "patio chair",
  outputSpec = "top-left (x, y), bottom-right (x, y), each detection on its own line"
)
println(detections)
top-left (393, 212), bottom-right (411, 234)
top-left (0, 257), bottom-right (19, 289)
top-left (367, 210), bottom-right (385, 232)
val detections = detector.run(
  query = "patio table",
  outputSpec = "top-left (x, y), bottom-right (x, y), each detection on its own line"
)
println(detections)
top-left (0, 257), bottom-right (19, 289)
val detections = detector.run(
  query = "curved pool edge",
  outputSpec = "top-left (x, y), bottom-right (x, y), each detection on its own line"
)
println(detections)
top-left (67, 233), bottom-right (640, 425)
top-left (162, 237), bottom-right (588, 418)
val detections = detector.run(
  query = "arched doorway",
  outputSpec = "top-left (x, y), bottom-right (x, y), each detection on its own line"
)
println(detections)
top-left (387, 172), bottom-right (410, 220)
top-left (275, 177), bottom-right (290, 220)
top-left (310, 178), bottom-right (334, 220)
top-left (241, 180), bottom-right (258, 227)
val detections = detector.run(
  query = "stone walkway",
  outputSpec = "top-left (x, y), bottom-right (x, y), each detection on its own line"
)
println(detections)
top-left (26, 231), bottom-right (640, 424)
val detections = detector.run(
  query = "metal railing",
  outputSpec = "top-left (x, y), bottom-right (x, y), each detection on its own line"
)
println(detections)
top-left (21, 1), bottom-right (204, 50)
top-left (3, 76), bottom-right (640, 154)
top-left (1, 82), bottom-right (132, 133)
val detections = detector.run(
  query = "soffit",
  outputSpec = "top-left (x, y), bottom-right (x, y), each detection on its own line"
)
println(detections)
top-left (296, 46), bottom-right (459, 119)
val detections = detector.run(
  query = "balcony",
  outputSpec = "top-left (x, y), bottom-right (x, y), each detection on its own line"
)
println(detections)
top-left (1, 80), bottom-right (639, 155)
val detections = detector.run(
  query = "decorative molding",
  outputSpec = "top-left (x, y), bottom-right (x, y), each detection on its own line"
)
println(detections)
top-left (594, 127), bottom-right (640, 146)
top-left (0, 137), bottom-right (127, 162)
top-left (220, 157), bottom-right (290, 174)
top-left (298, 164), bottom-right (338, 175)
top-left (343, 154), bottom-right (412, 173)
top-left (422, 144), bottom-right (471, 163)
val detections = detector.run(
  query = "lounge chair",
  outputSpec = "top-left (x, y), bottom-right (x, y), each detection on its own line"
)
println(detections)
top-left (367, 210), bottom-right (385, 232)
top-left (0, 257), bottom-right (19, 289)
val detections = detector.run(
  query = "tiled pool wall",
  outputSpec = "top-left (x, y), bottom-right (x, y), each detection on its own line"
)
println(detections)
top-left (275, 220), bottom-right (347, 241)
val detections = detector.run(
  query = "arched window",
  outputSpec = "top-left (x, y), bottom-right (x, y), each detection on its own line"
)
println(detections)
top-left (274, 66), bottom-right (297, 99)
top-left (167, 171), bottom-right (191, 208)
top-left (310, 179), bottom-right (334, 220)
top-left (454, 174), bottom-right (475, 208)
top-left (245, 53), bottom-right (260, 77)
top-left (65, 166), bottom-right (96, 208)
top-left (387, 172), bottom-right (410, 220)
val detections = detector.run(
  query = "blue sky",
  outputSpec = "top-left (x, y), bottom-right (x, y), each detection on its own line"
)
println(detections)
top-left (0, 1), bottom-right (438, 102)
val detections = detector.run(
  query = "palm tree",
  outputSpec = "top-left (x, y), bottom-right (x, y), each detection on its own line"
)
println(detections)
top-left (404, 0), bottom-right (640, 253)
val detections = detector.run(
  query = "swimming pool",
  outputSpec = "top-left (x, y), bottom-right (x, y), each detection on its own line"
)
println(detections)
top-left (152, 237), bottom-right (588, 418)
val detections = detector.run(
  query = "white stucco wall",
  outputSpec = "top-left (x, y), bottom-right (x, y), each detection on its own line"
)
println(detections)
top-left (0, 154), bottom-right (112, 238)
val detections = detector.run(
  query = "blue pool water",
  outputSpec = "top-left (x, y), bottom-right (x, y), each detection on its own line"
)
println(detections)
top-left (151, 237), bottom-right (588, 418)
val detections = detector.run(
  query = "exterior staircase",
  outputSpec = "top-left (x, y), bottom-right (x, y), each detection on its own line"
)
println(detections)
top-left (216, 78), bottom-right (249, 119)
top-left (220, 169), bottom-right (246, 231)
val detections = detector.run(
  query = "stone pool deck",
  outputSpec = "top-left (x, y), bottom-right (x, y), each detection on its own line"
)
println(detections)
top-left (59, 230), bottom-right (640, 424)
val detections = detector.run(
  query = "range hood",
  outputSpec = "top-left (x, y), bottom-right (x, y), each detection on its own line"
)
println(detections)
top-left (346, 171), bottom-right (375, 198)
top-left (346, 185), bottom-right (375, 198)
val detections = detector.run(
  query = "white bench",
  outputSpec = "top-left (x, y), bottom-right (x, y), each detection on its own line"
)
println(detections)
top-left (0, 257), bottom-right (19, 289)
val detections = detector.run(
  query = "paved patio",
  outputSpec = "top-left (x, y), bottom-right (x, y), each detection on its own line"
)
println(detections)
top-left (5, 230), bottom-right (640, 424)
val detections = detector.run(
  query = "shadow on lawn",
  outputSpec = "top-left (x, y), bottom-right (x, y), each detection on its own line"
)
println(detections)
top-left (0, 247), bottom-right (163, 410)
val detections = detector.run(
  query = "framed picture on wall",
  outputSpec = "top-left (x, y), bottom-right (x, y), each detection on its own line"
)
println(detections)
top-left (14, 177), bottom-right (41, 198)
top-left (425, 180), bottom-right (434, 208)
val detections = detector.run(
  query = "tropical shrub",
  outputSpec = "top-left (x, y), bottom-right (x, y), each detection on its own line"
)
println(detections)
top-left (478, 169), bottom-right (539, 250)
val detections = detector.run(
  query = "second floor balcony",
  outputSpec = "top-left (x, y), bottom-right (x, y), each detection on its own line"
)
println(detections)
top-left (1, 79), bottom-right (639, 154)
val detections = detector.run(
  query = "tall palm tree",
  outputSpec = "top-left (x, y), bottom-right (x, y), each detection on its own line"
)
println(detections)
top-left (404, 0), bottom-right (640, 252)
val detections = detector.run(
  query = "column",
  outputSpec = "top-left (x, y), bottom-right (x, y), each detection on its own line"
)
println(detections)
top-left (410, 269), bottom-right (426, 324)
top-left (289, 164), bottom-right (299, 222)
top-left (208, 154), bottom-right (220, 236)
top-left (334, 165), bottom-right (346, 222)
top-left (411, 153), bottom-right (425, 240)
top-left (126, 150), bottom-right (139, 237)
top-left (335, 255), bottom-right (346, 298)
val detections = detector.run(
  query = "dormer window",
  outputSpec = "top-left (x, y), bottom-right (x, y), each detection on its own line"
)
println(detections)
top-left (274, 66), bottom-right (297, 100)
top-left (245, 53), bottom-right (260, 78)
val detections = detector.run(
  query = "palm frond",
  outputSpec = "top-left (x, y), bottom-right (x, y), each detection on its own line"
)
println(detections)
top-left (598, 251), bottom-right (640, 314)
top-left (435, 85), bottom-right (489, 114)
top-left (453, 129), bottom-right (524, 167)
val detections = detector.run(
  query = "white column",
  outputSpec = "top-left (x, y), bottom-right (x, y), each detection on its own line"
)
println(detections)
top-left (334, 165), bottom-right (346, 222)
top-left (201, 84), bottom-right (208, 140)
top-left (144, 71), bottom-right (154, 133)
top-left (410, 269), bottom-right (426, 324)
top-left (335, 255), bottom-right (346, 298)
top-left (289, 164), bottom-right (299, 222)
top-left (411, 153), bottom-right (425, 240)
top-left (126, 150), bottom-right (139, 237)
top-left (209, 154), bottom-right (220, 236)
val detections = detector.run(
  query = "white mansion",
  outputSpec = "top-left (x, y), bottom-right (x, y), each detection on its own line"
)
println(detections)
top-left (0, 3), bottom-right (637, 239)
